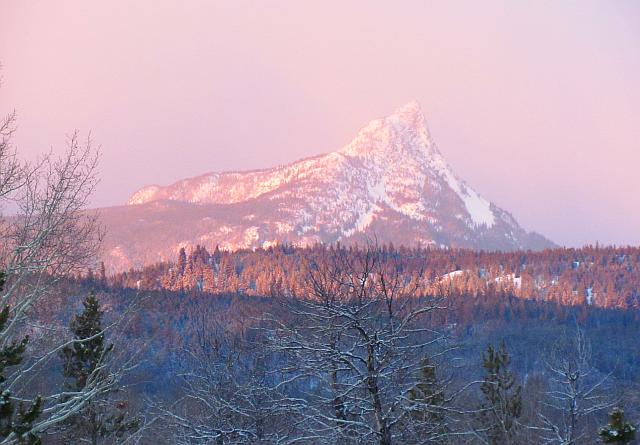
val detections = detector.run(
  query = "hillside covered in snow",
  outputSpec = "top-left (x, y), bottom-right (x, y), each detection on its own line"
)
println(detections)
top-left (101, 102), bottom-right (554, 271)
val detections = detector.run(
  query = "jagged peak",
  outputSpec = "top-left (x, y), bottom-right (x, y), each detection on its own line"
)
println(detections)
top-left (341, 100), bottom-right (432, 157)
top-left (390, 100), bottom-right (424, 122)
top-left (116, 97), bottom-right (554, 260)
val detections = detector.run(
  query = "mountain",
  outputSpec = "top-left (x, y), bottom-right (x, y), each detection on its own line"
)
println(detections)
top-left (100, 101), bottom-right (554, 271)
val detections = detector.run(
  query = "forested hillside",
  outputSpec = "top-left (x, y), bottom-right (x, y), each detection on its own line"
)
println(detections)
top-left (109, 243), bottom-right (640, 310)
top-left (63, 242), bottom-right (640, 444)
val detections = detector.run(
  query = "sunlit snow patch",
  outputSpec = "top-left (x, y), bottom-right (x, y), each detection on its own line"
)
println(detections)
top-left (429, 152), bottom-right (495, 228)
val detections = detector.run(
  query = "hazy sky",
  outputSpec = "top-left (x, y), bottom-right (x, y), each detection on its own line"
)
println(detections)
top-left (1, 1), bottom-right (639, 247)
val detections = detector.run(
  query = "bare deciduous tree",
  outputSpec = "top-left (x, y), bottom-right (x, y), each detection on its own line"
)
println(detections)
top-left (267, 244), bottom-right (453, 445)
top-left (0, 75), bottom-right (139, 443)
top-left (153, 309), bottom-right (305, 445)
top-left (536, 327), bottom-right (616, 444)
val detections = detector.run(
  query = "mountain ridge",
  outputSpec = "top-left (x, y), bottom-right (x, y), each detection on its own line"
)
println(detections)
top-left (101, 102), bottom-right (554, 271)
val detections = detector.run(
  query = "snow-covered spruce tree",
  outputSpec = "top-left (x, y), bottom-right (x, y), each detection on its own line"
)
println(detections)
top-left (0, 273), bottom-right (42, 445)
top-left (598, 408), bottom-right (636, 444)
top-left (474, 342), bottom-right (522, 445)
top-left (60, 293), bottom-right (138, 445)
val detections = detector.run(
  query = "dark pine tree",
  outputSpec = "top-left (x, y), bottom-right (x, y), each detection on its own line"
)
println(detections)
top-left (477, 342), bottom-right (522, 445)
top-left (99, 262), bottom-right (107, 287)
top-left (60, 293), bottom-right (138, 445)
top-left (599, 408), bottom-right (636, 444)
top-left (0, 272), bottom-right (43, 445)
top-left (405, 357), bottom-right (447, 442)
top-left (177, 247), bottom-right (187, 276)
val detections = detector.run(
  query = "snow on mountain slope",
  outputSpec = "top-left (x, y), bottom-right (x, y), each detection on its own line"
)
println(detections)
top-left (102, 102), bottom-right (554, 271)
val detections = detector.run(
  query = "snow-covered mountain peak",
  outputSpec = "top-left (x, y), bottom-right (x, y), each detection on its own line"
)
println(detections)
top-left (341, 101), bottom-right (433, 159)
top-left (115, 102), bottom-right (555, 269)
top-left (390, 100), bottom-right (425, 126)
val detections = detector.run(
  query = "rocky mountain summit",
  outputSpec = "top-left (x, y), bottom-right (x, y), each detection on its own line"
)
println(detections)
top-left (101, 102), bottom-right (553, 271)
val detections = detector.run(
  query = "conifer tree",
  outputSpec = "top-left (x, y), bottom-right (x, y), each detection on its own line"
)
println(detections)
top-left (408, 358), bottom-right (444, 420)
top-left (177, 247), bottom-right (187, 276)
top-left (476, 342), bottom-right (522, 445)
top-left (99, 262), bottom-right (107, 287)
top-left (599, 408), bottom-right (636, 444)
top-left (0, 272), bottom-right (43, 445)
top-left (60, 293), bottom-right (138, 445)
top-left (405, 357), bottom-right (448, 442)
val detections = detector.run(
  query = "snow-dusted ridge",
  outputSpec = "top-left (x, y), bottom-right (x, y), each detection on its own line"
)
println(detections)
top-left (106, 102), bottom-right (554, 270)
top-left (128, 102), bottom-right (496, 230)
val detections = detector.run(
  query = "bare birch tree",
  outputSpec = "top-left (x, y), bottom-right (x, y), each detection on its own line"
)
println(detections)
top-left (536, 327), bottom-right (616, 444)
top-left (267, 244), bottom-right (453, 445)
top-left (0, 73), bottom-right (136, 442)
top-left (154, 310), bottom-right (305, 445)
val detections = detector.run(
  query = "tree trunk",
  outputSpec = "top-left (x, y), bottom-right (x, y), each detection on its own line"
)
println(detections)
top-left (367, 342), bottom-right (392, 445)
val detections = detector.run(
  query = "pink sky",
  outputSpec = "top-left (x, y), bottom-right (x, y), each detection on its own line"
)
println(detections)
top-left (1, 1), bottom-right (639, 247)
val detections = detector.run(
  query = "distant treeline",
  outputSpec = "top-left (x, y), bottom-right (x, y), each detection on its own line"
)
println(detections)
top-left (101, 243), bottom-right (640, 310)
